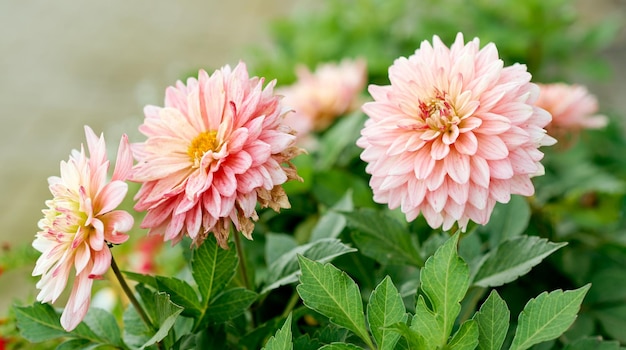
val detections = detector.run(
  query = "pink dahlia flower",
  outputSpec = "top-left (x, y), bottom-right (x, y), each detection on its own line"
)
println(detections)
top-left (131, 62), bottom-right (302, 248)
top-left (33, 126), bottom-right (133, 331)
top-left (536, 83), bottom-right (607, 140)
top-left (357, 33), bottom-right (556, 231)
top-left (278, 58), bottom-right (367, 138)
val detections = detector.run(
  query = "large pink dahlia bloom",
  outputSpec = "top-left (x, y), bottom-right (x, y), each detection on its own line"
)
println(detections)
top-left (357, 33), bottom-right (556, 231)
top-left (536, 83), bottom-right (607, 140)
top-left (33, 126), bottom-right (133, 331)
top-left (131, 62), bottom-right (302, 248)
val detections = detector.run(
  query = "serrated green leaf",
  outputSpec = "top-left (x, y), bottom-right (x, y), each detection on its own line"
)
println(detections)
top-left (296, 255), bottom-right (374, 348)
top-left (318, 343), bottom-right (364, 350)
top-left (412, 233), bottom-right (469, 348)
top-left (83, 308), bottom-right (125, 348)
top-left (201, 287), bottom-right (257, 325)
top-left (344, 208), bottom-right (422, 266)
top-left (480, 195), bottom-right (531, 247)
top-left (472, 236), bottom-right (566, 288)
top-left (564, 336), bottom-right (622, 350)
top-left (262, 313), bottom-right (293, 350)
top-left (262, 238), bottom-right (357, 294)
top-left (510, 284), bottom-right (591, 350)
top-left (310, 190), bottom-right (353, 241)
top-left (191, 235), bottom-right (237, 307)
top-left (13, 303), bottom-right (100, 343)
top-left (13, 303), bottom-right (69, 342)
top-left (473, 290), bottom-right (510, 350)
top-left (142, 292), bottom-right (184, 348)
top-left (155, 276), bottom-right (201, 316)
top-left (367, 276), bottom-right (407, 350)
top-left (384, 322), bottom-right (425, 349)
top-left (314, 323), bottom-right (350, 344)
top-left (122, 271), bottom-right (157, 289)
top-left (448, 319), bottom-right (479, 350)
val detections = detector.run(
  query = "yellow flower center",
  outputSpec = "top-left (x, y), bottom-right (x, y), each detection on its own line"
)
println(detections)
top-left (188, 130), bottom-right (219, 167)
top-left (419, 92), bottom-right (460, 132)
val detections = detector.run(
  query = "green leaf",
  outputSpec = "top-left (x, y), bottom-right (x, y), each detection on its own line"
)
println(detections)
top-left (296, 255), bottom-right (374, 348)
top-left (510, 284), bottom-right (591, 350)
top-left (472, 236), bottom-right (566, 287)
top-left (266, 233), bottom-right (298, 266)
top-left (13, 303), bottom-right (100, 343)
top-left (262, 313), bottom-right (293, 350)
top-left (412, 233), bottom-right (469, 348)
top-left (564, 336), bottom-right (622, 350)
top-left (448, 319), bottom-right (479, 350)
top-left (384, 322), bottom-right (425, 349)
top-left (593, 305), bottom-right (626, 342)
top-left (201, 287), bottom-right (257, 325)
top-left (142, 292), bottom-right (184, 348)
top-left (191, 235), bottom-right (237, 316)
top-left (83, 308), bottom-right (125, 348)
top-left (192, 235), bottom-right (237, 304)
top-left (480, 195), bottom-right (531, 247)
top-left (318, 343), bottom-right (364, 350)
top-left (122, 271), bottom-right (158, 289)
top-left (367, 276), bottom-right (407, 350)
top-left (586, 268), bottom-right (626, 304)
top-left (310, 189), bottom-right (353, 241)
top-left (123, 304), bottom-right (152, 349)
top-left (344, 208), bottom-right (422, 266)
top-left (56, 339), bottom-right (92, 350)
top-left (262, 238), bottom-right (357, 294)
top-left (473, 290), bottom-right (510, 350)
top-left (155, 276), bottom-right (201, 316)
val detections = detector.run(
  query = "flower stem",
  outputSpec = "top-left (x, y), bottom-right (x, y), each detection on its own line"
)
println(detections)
top-left (110, 253), bottom-right (154, 330)
top-left (233, 231), bottom-right (251, 290)
top-left (281, 291), bottom-right (300, 318)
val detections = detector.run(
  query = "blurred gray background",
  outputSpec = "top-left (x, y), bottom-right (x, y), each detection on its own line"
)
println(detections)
top-left (0, 0), bottom-right (624, 315)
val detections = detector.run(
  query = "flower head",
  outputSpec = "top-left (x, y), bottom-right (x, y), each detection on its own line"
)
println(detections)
top-left (536, 83), bottom-right (607, 141)
top-left (33, 126), bottom-right (134, 331)
top-left (278, 58), bottom-right (367, 139)
top-left (357, 33), bottom-right (556, 231)
top-left (131, 62), bottom-right (302, 248)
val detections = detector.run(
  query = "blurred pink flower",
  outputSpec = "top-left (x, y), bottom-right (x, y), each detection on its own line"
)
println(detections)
top-left (278, 58), bottom-right (367, 139)
top-left (131, 62), bottom-right (302, 248)
top-left (33, 126), bottom-right (133, 331)
top-left (130, 234), bottom-right (164, 274)
top-left (536, 83), bottom-right (607, 140)
top-left (357, 33), bottom-right (556, 231)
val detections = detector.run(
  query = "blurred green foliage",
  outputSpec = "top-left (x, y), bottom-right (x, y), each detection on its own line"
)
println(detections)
top-left (249, 0), bottom-right (621, 85)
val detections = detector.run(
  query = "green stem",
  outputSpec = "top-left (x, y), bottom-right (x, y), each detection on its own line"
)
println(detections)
top-left (111, 253), bottom-right (163, 350)
top-left (110, 254), bottom-right (154, 330)
top-left (281, 291), bottom-right (301, 318)
top-left (233, 231), bottom-right (251, 290)
top-left (233, 231), bottom-right (257, 329)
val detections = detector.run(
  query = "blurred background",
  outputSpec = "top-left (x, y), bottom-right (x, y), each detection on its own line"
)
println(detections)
top-left (0, 0), bottom-right (624, 317)
top-left (0, 0), bottom-right (312, 316)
